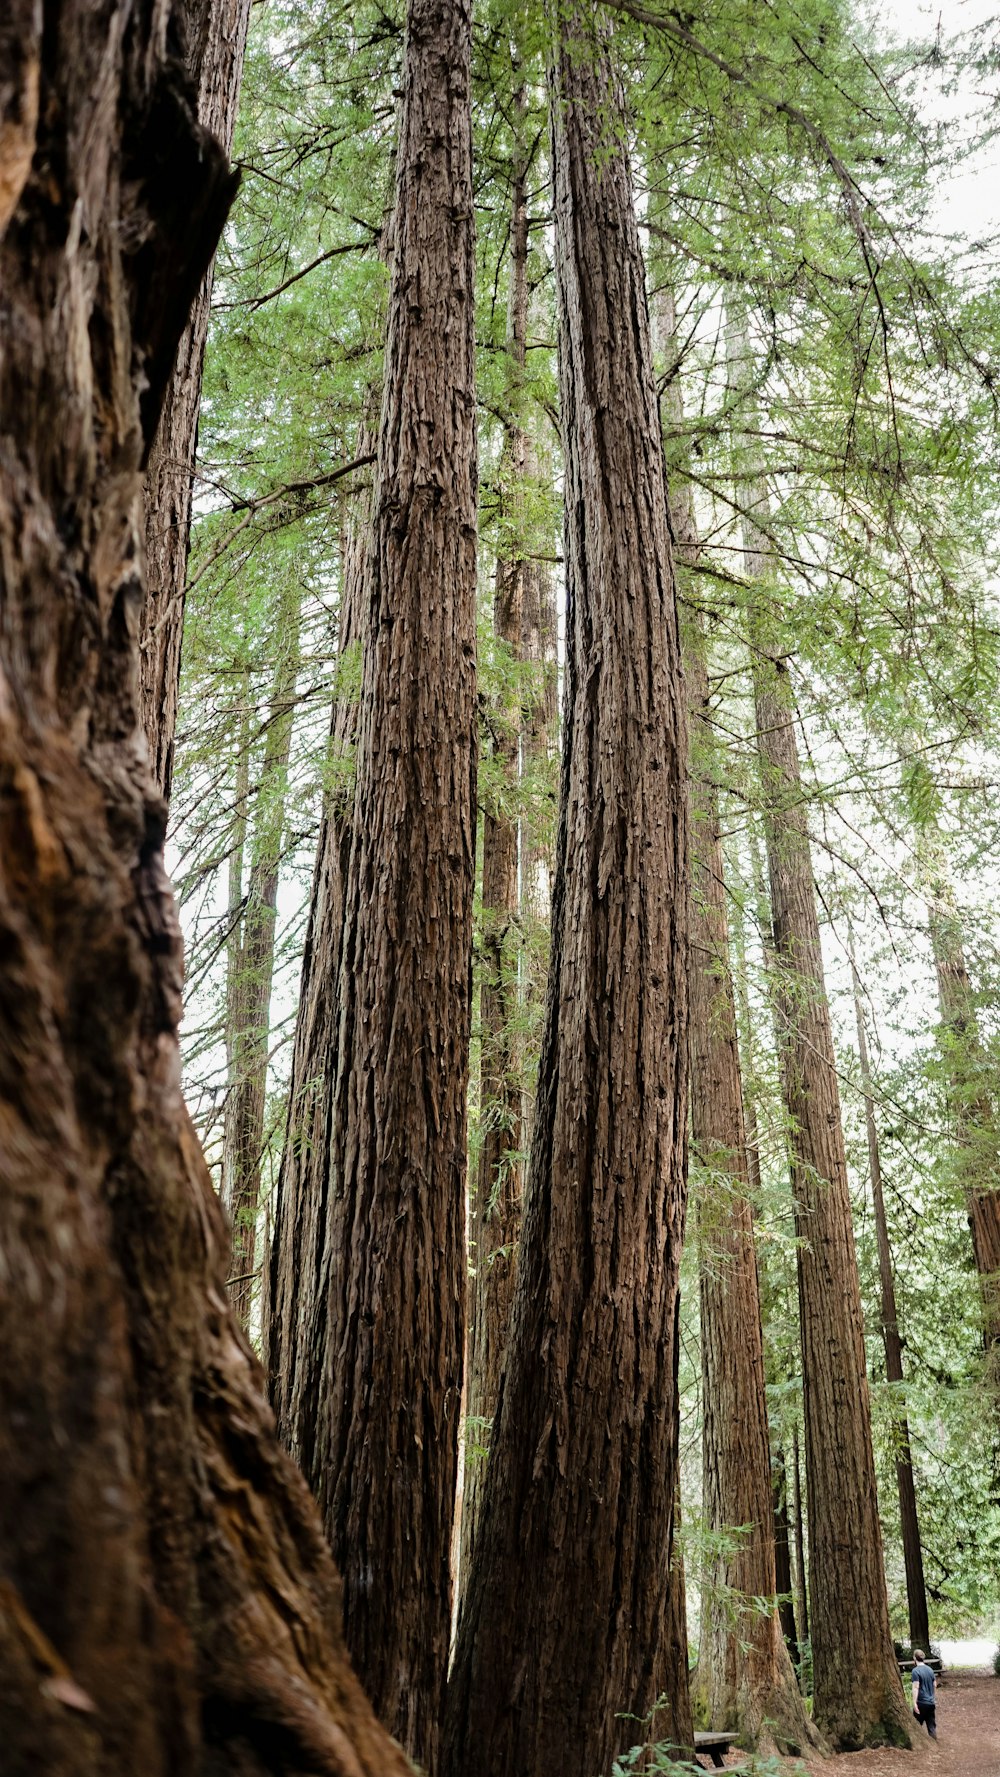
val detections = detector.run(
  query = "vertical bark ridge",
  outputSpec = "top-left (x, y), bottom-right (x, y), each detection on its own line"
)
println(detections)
top-left (443, 13), bottom-right (690, 1774)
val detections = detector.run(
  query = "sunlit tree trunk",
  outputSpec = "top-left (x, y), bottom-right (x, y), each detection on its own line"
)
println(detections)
top-left (140, 0), bottom-right (253, 799)
top-left (0, 8), bottom-right (410, 1772)
top-left (443, 14), bottom-right (691, 1773)
top-left (849, 941), bottom-right (931, 1649)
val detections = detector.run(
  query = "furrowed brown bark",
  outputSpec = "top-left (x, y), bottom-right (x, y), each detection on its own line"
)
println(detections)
top-left (461, 104), bottom-right (529, 1586)
top-left (268, 3), bottom-right (478, 1766)
top-left (442, 13), bottom-right (691, 1775)
top-left (222, 601), bottom-right (300, 1327)
top-left (850, 943), bottom-right (931, 1650)
top-left (140, 0), bottom-right (252, 801)
top-left (659, 289), bottom-right (813, 1751)
top-left (0, 8), bottom-right (410, 1775)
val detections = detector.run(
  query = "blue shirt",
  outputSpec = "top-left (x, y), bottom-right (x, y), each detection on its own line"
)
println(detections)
top-left (912, 1663), bottom-right (936, 1708)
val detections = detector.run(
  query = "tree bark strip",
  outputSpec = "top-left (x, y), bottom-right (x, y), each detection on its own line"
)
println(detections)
top-left (728, 314), bottom-right (911, 1750)
top-left (140, 0), bottom-right (253, 801)
top-left (443, 13), bottom-right (691, 1773)
top-left (0, 8), bottom-right (411, 1773)
top-left (268, 3), bottom-right (478, 1765)
top-left (849, 942), bottom-right (931, 1650)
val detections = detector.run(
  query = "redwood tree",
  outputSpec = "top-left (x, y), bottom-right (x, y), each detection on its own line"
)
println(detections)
top-left (0, 7), bottom-right (410, 1773)
top-left (443, 12), bottom-right (691, 1774)
top-left (265, 1), bottom-right (478, 1766)
top-left (140, 0), bottom-right (252, 799)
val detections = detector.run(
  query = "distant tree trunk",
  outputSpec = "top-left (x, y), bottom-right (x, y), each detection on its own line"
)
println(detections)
top-left (660, 291), bottom-right (813, 1751)
top-left (222, 601), bottom-right (300, 1327)
top-left (140, 0), bottom-right (252, 800)
top-left (772, 1449), bottom-right (800, 1666)
top-left (791, 1429), bottom-right (809, 1650)
top-left (461, 95), bottom-right (530, 1586)
top-left (728, 314), bottom-right (911, 1751)
top-left (268, 2), bottom-right (478, 1766)
top-left (0, 8), bottom-right (410, 1773)
top-left (849, 943), bottom-right (931, 1650)
top-left (923, 852), bottom-right (1000, 1396)
top-left (443, 13), bottom-right (691, 1775)
top-left (264, 444), bottom-right (374, 1424)
top-left (519, 436), bottom-right (558, 936)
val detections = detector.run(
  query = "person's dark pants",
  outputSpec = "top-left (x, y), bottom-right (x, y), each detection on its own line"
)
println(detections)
top-left (915, 1703), bottom-right (937, 1739)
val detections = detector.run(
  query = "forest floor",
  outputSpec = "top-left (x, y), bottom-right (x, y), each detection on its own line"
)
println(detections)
top-left (713, 1671), bottom-right (999, 1777)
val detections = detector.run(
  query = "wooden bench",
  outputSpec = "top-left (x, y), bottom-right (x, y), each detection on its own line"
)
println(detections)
top-left (694, 1729), bottom-right (736, 1769)
top-left (898, 1656), bottom-right (942, 1674)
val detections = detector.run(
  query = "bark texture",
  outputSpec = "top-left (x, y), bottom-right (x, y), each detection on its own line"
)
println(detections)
top-left (268, 4), bottom-right (478, 1766)
top-left (850, 946), bottom-right (931, 1650)
top-left (140, 0), bottom-right (252, 801)
top-left (461, 118), bottom-right (529, 1585)
top-left (442, 14), bottom-right (691, 1774)
top-left (0, 9), bottom-right (411, 1775)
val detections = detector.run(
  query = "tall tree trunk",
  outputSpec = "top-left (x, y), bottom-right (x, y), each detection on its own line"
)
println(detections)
top-left (660, 292), bottom-right (813, 1751)
top-left (140, 0), bottom-right (252, 800)
top-left (461, 96), bottom-right (530, 1587)
top-left (222, 601), bottom-right (300, 1327)
top-left (728, 316), bottom-right (911, 1750)
top-left (0, 9), bottom-right (409, 1773)
top-left (268, 4), bottom-right (478, 1766)
top-left (922, 848), bottom-right (1000, 1397)
top-left (443, 14), bottom-right (691, 1774)
top-left (264, 447), bottom-right (374, 1419)
top-left (849, 943), bottom-right (931, 1650)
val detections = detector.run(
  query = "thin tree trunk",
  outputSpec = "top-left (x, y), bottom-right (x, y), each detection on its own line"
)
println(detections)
top-left (140, 0), bottom-right (253, 800)
top-left (0, 9), bottom-right (410, 1772)
top-left (850, 943), bottom-right (931, 1650)
top-left (269, 4), bottom-right (478, 1766)
top-left (443, 13), bottom-right (691, 1773)
top-left (461, 95), bottom-right (530, 1587)
top-left (791, 1428), bottom-right (809, 1651)
top-left (222, 602), bottom-right (300, 1327)
top-left (660, 290), bottom-right (813, 1751)
top-left (728, 313), bottom-right (911, 1750)
top-left (923, 850), bottom-right (1000, 1396)
top-left (772, 1449), bottom-right (800, 1667)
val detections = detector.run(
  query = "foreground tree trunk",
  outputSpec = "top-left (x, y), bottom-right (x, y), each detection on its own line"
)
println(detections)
top-left (267, 3), bottom-right (478, 1765)
top-left (728, 318), bottom-right (911, 1750)
top-left (140, 0), bottom-right (253, 799)
top-left (850, 944), bottom-right (931, 1650)
top-left (0, 9), bottom-right (410, 1774)
top-left (461, 103), bottom-right (530, 1586)
top-left (443, 14), bottom-right (691, 1774)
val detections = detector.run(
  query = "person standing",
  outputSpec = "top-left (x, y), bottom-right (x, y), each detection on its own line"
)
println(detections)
top-left (911, 1651), bottom-right (938, 1739)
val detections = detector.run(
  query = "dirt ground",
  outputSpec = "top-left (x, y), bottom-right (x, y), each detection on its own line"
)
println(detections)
top-left (714, 1671), bottom-right (1000, 1776)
